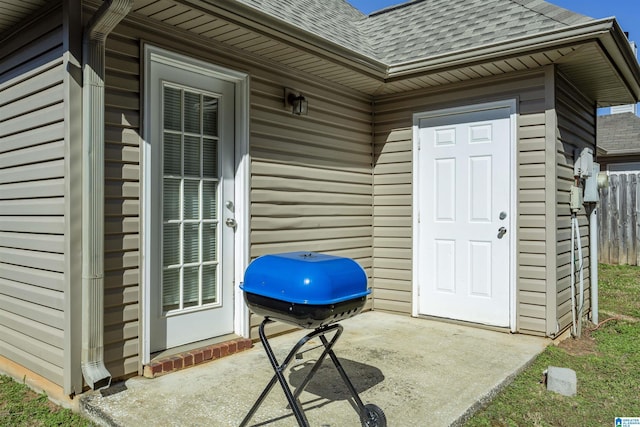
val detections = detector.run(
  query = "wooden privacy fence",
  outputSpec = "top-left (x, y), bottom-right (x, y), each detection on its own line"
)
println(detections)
top-left (598, 173), bottom-right (640, 265)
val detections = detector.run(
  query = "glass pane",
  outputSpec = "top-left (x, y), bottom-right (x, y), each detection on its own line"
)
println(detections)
top-left (183, 223), bottom-right (199, 264)
top-left (162, 268), bottom-right (180, 311)
top-left (163, 223), bottom-right (180, 266)
top-left (202, 181), bottom-right (217, 220)
top-left (163, 87), bottom-right (182, 132)
top-left (183, 266), bottom-right (199, 308)
top-left (163, 132), bottom-right (181, 175)
top-left (183, 180), bottom-right (199, 219)
top-left (203, 138), bottom-right (217, 178)
top-left (203, 96), bottom-right (218, 137)
top-left (163, 179), bottom-right (180, 220)
top-left (184, 91), bottom-right (201, 134)
top-left (202, 264), bottom-right (217, 304)
top-left (184, 135), bottom-right (201, 177)
top-left (202, 223), bottom-right (217, 262)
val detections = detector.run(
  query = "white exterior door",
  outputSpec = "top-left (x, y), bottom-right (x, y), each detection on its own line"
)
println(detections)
top-left (146, 51), bottom-right (236, 352)
top-left (414, 102), bottom-right (514, 327)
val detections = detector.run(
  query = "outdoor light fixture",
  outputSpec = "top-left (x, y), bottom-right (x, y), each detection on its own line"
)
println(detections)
top-left (284, 87), bottom-right (308, 115)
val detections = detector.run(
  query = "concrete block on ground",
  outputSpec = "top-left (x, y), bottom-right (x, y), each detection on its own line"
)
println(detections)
top-left (546, 366), bottom-right (577, 396)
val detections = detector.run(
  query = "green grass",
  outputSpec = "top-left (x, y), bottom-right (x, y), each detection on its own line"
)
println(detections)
top-left (0, 376), bottom-right (93, 426)
top-left (599, 263), bottom-right (640, 319)
top-left (465, 264), bottom-right (640, 427)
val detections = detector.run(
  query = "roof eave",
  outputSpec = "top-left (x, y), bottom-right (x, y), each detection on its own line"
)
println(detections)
top-left (599, 149), bottom-right (640, 157)
top-left (195, 0), bottom-right (388, 78)
top-left (387, 19), bottom-right (617, 77)
top-left (598, 19), bottom-right (640, 102)
top-left (385, 18), bottom-right (640, 103)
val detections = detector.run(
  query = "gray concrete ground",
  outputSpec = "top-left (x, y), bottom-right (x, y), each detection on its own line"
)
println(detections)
top-left (80, 312), bottom-right (549, 427)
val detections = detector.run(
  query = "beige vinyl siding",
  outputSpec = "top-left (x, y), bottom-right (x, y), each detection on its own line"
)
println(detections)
top-left (103, 31), bottom-right (142, 379)
top-left (250, 72), bottom-right (373, 338)
top-left (373, 70), bottom-right (549, 334)
top-left (104, 14), bottom-right (373, 373)
top-left (554, 72), bottom-right (595, 333)
top-left (0, 9), bottom-right (66, 386)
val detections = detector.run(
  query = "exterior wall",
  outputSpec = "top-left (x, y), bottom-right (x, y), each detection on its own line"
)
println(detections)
top-left (2, 5), bottom-right (600, 388)
top-left (104, 16), bottom-right (373, 376)
top-left (103, 30), bottom-right (143, 379)
top-left (249, 70), bottom-right (374, 338)
top-left (372, 70), bottom-right (550, 335)
top-left (554, 71), bottom-right (595, 333)
top-left (0, 7), bottom-right (68, 386)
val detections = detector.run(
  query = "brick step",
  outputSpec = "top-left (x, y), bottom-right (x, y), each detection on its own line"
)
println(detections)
top-left (143, 338), bottom-right (253, 378)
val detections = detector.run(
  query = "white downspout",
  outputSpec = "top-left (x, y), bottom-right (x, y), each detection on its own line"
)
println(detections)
top-left (81, 0), bottom-right (133, 390)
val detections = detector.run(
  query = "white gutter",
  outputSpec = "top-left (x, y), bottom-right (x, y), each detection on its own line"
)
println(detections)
top-left (81, 0), bottom-right (133, 390)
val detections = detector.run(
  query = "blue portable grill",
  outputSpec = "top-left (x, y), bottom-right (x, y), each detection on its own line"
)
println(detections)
top-left (239, 252), bottom-right (386, 427)
top-left (241, 251), bottom-right (370, 328)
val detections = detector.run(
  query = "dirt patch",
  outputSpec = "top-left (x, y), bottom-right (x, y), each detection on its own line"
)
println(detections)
top-left (556, 327), bottom-right (599, 356)
top-left (558, 321), bottom-right (599, 356)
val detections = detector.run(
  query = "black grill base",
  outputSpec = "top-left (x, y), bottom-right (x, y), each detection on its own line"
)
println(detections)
top-left (244, 292), bottom-right (366, 329)
top-left (239, 319), bottom-right (386, 427)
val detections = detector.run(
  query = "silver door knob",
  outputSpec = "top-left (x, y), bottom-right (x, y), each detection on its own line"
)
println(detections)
top-left (498, 227), bottom-right (507, 239)
top-left (225, 218), bottom-right (237, 228)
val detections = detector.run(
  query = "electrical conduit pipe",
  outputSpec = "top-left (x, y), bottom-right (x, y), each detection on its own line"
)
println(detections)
top-left (590, 206), bottom-right (599, 325)
top-left (81, 0), bottom-right (133, 390)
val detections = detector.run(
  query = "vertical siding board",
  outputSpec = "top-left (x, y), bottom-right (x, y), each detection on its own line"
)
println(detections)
top-left (637, 174), bottom-right (640, 266)
top-left (619, 174), bottom-right (629, 265)
top-left (630, 175), bottom-right (638, 265)
top-left (598, 184), bottom-right (606, 263)
top-left (0, 9), bottom-right (66, 387)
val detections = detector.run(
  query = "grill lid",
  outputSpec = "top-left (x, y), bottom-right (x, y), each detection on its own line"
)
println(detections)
top-left (240, 252), bottom-right (369, 305)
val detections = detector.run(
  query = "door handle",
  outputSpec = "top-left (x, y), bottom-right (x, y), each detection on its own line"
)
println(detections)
top-left (497, 227), bottom-right (507, 239)
top-left (225, 218), bottom-right (237, 229)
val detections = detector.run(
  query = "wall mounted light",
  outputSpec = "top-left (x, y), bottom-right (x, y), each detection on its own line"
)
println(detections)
top-left (284, 88), bottom-right (308, 115)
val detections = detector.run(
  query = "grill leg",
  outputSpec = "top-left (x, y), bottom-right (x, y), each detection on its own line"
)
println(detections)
top-left (241, 319), bottom-right (326, 427)
top-left (291, 324), bottom-right (343, 402)
top-left (240, 321), bottom-right (360, 427)
top-left (320, 334), bottom-right (367, 414)
top-left (238, 374), bottom-right (278, 427)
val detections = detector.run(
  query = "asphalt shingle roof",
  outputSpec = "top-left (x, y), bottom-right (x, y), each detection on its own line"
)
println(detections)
top-left (361, 0), bottom-right (593, 63)
top-left (235, 0), bottom-right (594, 64)
top-left (597, 113), bottom-right (640, 154)
top-left (236, 0), bottom-right (374, 57)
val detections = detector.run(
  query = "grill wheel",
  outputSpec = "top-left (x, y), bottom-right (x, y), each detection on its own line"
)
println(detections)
top-left (361, 404), bottom-right (387, 427)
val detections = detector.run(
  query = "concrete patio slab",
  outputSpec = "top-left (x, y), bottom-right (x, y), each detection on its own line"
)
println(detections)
top-left (80, 311), bottom-right (549, 426)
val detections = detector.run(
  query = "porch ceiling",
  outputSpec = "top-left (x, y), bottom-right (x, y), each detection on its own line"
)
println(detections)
top-left (2, 0), bottom-right (638, 105)
top-left (0, 0), bottom-right (50, 36)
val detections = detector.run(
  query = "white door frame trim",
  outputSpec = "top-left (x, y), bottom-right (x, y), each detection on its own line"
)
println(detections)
top-left (141, 45), bottom-right (250, 364)
top-left (411, 99), bottom-right (517, 332)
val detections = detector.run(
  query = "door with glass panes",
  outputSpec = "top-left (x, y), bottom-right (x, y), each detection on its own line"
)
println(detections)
top-left (148, 53), bottom-right (235, 352)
